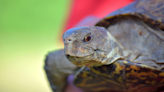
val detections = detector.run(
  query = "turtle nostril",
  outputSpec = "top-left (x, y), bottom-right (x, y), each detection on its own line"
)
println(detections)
top-left (68, 39), bottom-right (71, 41)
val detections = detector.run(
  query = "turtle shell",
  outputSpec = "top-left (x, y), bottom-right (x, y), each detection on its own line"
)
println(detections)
top-left (96, 0), bottom-right (164, 30)
top-left (72, 0), bottom-right (164, 91)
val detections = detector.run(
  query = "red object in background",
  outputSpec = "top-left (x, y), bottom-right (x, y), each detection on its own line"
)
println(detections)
top-left (64, 0), bottom-right (134, 32)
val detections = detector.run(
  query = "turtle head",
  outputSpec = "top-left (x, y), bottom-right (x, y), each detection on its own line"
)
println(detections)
top-left (63, 26), bottom-right (126, 67)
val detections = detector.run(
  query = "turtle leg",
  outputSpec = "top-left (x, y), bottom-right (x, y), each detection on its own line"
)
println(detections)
top-left (73, 66), bottom-right (123, 92)
top-left (44, 49), bottom-right (78, 92)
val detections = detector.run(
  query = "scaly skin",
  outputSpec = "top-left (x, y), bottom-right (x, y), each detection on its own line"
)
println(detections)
top-left (63, 26), bottom-right (128, 67)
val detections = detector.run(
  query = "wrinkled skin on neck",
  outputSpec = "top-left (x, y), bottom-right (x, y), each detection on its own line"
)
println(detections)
top-left (63, 26), bottom-right (125, 67)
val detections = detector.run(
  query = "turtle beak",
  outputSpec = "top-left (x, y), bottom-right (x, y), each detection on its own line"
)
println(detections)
top-left (64, 42), bottom-right (94, 57)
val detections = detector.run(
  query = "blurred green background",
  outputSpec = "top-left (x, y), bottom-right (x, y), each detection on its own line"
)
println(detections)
top-left (0, 0), bottom-right (70, 92)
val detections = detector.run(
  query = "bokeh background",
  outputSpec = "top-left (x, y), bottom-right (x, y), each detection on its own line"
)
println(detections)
top-left (0, 0), bottom-right (133, 92)
top-left (0, 0), bottom-right (69, 92)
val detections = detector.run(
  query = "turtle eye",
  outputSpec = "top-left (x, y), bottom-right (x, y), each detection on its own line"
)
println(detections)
top-left (83, 33), bottom-right (92, 42)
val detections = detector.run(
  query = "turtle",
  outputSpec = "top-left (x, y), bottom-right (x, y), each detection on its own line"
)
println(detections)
top-left (44, 0), bottom-right (164, 92)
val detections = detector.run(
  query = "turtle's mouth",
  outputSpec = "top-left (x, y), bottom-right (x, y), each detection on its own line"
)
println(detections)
top-left (66, 54), bottom-right (94, 67)
top-left (66, 50), bottom-right (104, 67)
top-left (66, 54), bottom-right (92, 61)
